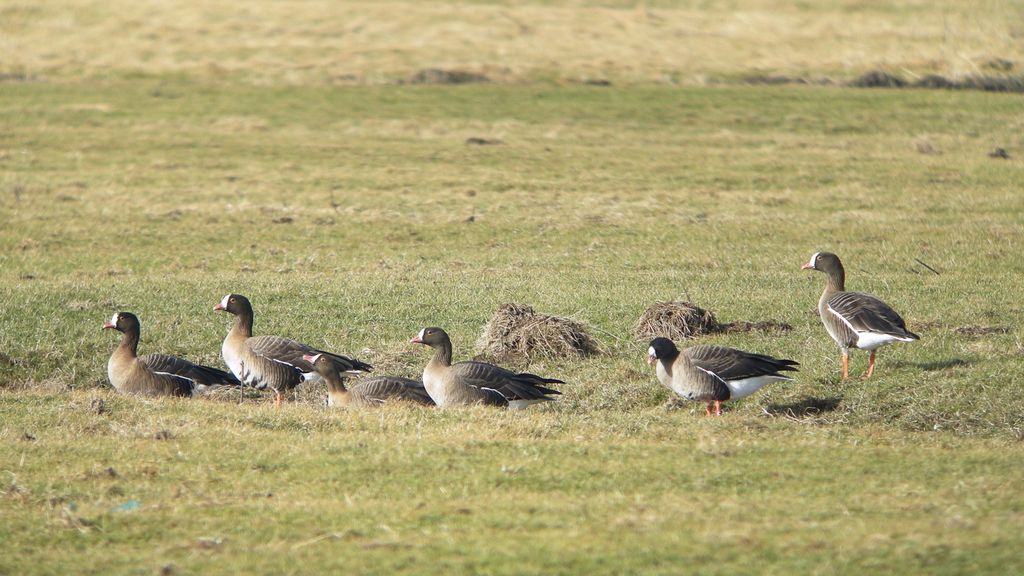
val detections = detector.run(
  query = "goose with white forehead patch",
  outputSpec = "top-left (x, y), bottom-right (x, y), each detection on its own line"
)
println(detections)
top-left (647, 337), bottom-right (798, 416)
top-left (410, 327), bottom-right (563, 408)
top-left (803, 252), bottom-right (919, 379)
top-left (104, 312), bottom-right (239, 397)
top-left (302, 353), bottom-right (434, 408)
top-left (214, 294), bottom-right (372, 406)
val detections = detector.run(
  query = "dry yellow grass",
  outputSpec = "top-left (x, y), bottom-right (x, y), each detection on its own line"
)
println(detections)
top-left (2, 0), bottom-right (1022, 84)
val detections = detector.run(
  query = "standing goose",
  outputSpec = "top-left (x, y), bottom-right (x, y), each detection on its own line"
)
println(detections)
top-left (410, 327), bottom-right (563, 409)
top-left (647, 337), bottom-right (798, 416)
top-left (302, 353), bottom-right (434, 408)
top-left (802, 252), bottom-right (919, 379)
top-left (214, 294), bottom-right (372, 406)
top-left (103, 312), bottom-right (239, 397)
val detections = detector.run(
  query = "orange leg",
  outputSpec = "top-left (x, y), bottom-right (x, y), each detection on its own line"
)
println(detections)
top-left (274, 391), bottom-right (283, 408)
top-left (863, 350), bottom-right (876, 380)
top-left (705, 402), bottom-right (714, 416)
top-left (713, 400), bottom-right (722, 416)
top-left (841, 352), bottom-right (850, 380)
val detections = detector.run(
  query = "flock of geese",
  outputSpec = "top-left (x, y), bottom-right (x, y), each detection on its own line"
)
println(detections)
top-left (103, 252), bottom-right (920, 416)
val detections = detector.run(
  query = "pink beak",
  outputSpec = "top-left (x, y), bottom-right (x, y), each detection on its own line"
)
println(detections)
top-left (647, 355), bottom-right (656, 365)
top-left (213, 303), bottom-right (225, 311)
top-left (102, 322), bottom-right (115, 330)
top-left (410, 335), bottom-right (422, 344)
top-left (301, 353), bottom-right (316, 363)
top-left (801, 262), bottom-right (814, 270)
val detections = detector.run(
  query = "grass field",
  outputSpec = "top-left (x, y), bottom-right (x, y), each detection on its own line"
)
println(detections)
top-left (3, 1), bottom-right (1024, 574)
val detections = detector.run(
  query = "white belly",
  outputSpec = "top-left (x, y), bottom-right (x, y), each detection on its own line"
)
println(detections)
top-left (856, 331), bottom-right (907, 351)
top-left (724, 375), bottom-right (789, 400)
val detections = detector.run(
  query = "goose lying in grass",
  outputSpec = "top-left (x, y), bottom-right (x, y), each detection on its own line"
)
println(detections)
top-left (214, 294), bottom-right (372, 406)
top-left (411, 327), bottom-right (562, 409)
top-left (104, 312), bottom-right (238, 397)
top-left (302, 352), bottom-right (433, 408)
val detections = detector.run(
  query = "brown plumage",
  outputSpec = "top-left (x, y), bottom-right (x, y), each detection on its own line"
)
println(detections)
top-left (214, 294), bottom-right (372, 406)
top-left (647, 338), bottom-right (797, 416)
top-left (103, 312), bottom-right (237, 397)
top-left (803, 252), bottom-right (919, 379)
top-left (411, 327), bottom-right (563, 409)
top-left (302, 353), bottom-right (434, 408)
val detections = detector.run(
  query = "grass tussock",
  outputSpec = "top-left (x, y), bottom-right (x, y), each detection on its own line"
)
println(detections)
top-left (632, 301), bottom-right (719, 341)
top-left (850, 70), bottom-right (1024, 93)
top-left (633, 301), bottom-right (792, 342)
top-left (405, 69), bottom-right (490, 85)
top-left (476, 303), bottom-right (603, 362)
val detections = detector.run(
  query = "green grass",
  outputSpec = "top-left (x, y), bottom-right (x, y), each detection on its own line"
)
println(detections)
top-left (2, 79), bottom-right (1024, 573)
top-left (3, 393), bottom-right (1024, 574)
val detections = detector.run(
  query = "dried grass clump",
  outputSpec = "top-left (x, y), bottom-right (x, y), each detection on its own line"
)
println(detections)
top-left (849, 70), bottom-right (907, 88)
top-left (632, 301), bottom-right (720, 341)
top-left (407, 69), bottom-right (490, 85)
top-left (476, 303), bottom-right (602, 361)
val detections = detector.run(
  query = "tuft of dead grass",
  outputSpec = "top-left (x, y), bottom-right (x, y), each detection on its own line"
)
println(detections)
top-left (476, 303), bottom-right (602, 362)
top-left (850, 70), bottom-right (1024, 93)
top-left (632, 301), bottom-right (719, 341)
top-left (406, 69), bottom-right (490, 85)
top-left (848, 70), bottom-right (907, 88)
top-left (633, 301), bottom-right (793, 341)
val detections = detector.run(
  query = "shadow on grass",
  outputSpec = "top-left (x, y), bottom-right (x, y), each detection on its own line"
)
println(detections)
top-left (764, 396), bottom-right (843, 418)
top-left (891, 358), bottom-right (970, 371)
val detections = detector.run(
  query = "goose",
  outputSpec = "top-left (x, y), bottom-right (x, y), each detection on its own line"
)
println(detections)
top-left (214, 294), bottom-right (372, 406)
top-left (103, 312), bottom-right (239, 397)
top-left (410, 327), bottom-right (563, 409)
top-left (302, 353), bottom-right (434, 408)
top-left (802, 252), bottom-right (919, 379)
top-left (647, 337), bottom-right (798, 416)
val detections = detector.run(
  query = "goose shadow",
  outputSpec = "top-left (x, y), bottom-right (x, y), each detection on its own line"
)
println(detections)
top-left (891, 358), bottom-right (970, 371)
top-left (764, 396), bottom-right (843, 417)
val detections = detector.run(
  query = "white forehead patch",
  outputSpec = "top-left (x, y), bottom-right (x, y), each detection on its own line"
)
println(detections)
top-left (807, 251), bottom-right (820, 268)
top-left (110, 313), bottom-right (120, 325)
top-left (417, 328), bottom-right (426, 339)
top-left (309, 353), bottom-right (323, 363)
top-left (648, 346), bottom-right (656, 357)
top-left (220, 294), bottom-right (231, 308)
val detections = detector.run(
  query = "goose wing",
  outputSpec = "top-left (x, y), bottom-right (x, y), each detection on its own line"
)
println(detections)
top-left (247, 335), bottom-right (373, 375)
top-left (827, 292), bottom-right (918, 339)
top-left (450, 361), bottom-right (560, 402)
top-left (685, 346), bottom-right (798, 381)
top-left (146, 369), bottom-right (197, 397)
top-left (141, 354), bottom-right (240, 386)
top-left (354, 376), bottom-right (435, 406)
top-left (672, 348), bottom-right (731, 402)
